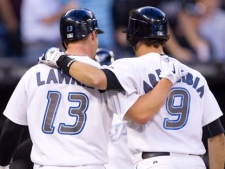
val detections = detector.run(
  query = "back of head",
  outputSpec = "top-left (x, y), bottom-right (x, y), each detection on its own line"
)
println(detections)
top-left (124, 6), bottom-right (170, 47)
top-left (95, 48), bottom-right (114, 66)
top-left (60, 8), bottom-right (104, 49)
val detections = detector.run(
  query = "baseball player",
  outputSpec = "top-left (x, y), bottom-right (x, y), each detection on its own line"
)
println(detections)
top-left (38, 6), bottom-right (225, 169)
top-left (0, 8), bottom-right (185, 169)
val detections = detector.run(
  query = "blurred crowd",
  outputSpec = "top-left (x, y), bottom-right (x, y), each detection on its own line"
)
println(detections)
top-left (1, 0), bottom-right (225, 67)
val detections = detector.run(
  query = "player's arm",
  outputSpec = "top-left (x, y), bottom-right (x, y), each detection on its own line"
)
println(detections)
top-left (39, 48), bottom-right (187, 123)
top-left (39, 48), bottom-right (124, 90)
top-left (56, 57), bottom-right (173, 124)
top-left (208, 133), bottom-right (225, 169)
top-left (39, 47), bottom-right (109, 90)
top-left (0, 119), bottom-right (25, 167)
top-left (68, 60), bottom-right (108, 90)
top-left (125, 78), bottom-right (172, 124)
top-left (39, 47), bottom-right (186, 91)
top-left (97, 69), bottom-right (174, 124)
top-left (203, 119), bottom-right (225, 169)
top-left (67, 62), bottom-right (173, 124)
top-left (39, 48), bottom-right (187, 124)
top-left (121, 56), bottom-right (185, 124)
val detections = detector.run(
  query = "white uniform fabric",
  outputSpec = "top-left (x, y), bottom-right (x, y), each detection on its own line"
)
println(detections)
top-left (106, 53), bottom-right (223, 168)
top-left (3, 56), bottom-right (138, 167)
top-left (105, 114), bottom-right (133, 169)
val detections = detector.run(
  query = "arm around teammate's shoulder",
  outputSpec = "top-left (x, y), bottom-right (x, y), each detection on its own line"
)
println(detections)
top-left (69, 61), bottom-right (108, 90)
top-left (68, 61), bottom-right (124, 91)
top-left (125, 78), bottom-right (172, 125)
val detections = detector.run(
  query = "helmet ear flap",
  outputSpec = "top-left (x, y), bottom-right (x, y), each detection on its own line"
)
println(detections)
top-left (126, 19), bottom-right (142, 46)
top-left (128, 19), bottom-right (139, 34)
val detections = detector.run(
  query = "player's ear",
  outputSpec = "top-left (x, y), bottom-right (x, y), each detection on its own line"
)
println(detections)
top-left (90, 30), bottom-right (98, 40)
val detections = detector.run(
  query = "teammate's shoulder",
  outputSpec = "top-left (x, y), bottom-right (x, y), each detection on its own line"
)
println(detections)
top-left (169, 57), bottom-right (206, 79)
top-left (111, 57), bottom-right (134, 65)
top-left (183, 63), bottom-right (207, 82)
top-left (74, 56), bottom-right (102, 68)
top-left (115, 57), bottom-right (135, 62)
top-left (26, 63), bottom-right (55, 74)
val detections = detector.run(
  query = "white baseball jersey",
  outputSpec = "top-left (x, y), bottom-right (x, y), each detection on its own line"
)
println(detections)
top-left (105, 114), bottom-right (133, 169)
top-left (3, 56), bottom-right (137, 167)
top-left (106, 53), bottom-right (223, 157)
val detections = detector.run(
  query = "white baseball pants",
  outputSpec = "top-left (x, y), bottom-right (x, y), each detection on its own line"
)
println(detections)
top-left (134, 153), bottom-right (206, 169)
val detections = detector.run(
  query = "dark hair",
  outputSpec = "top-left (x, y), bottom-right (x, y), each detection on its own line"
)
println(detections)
top-left (141, 36), bottom-right (170, 48)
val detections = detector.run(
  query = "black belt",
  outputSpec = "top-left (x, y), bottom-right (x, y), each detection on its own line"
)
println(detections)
top-left (142, 152), bottom-right (170, 159)
top-left (142, 152), bottom-right (202, 159)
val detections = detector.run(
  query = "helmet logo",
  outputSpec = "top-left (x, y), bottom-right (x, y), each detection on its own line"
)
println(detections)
top-left (67, 26), bottom-right (73, 32)
top-left (66, 26), bottom-right (74, 38)
top-left (67, 33), bottom-right (74, 38)
top-left (157, 31), bottom-right (164, 36)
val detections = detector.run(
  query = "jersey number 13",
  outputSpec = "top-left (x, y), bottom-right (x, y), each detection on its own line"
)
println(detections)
top-left (42, 91), bottom-right (88, 135)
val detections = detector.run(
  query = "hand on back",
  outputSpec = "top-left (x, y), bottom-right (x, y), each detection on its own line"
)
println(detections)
top-left (39, 47), bottom-right (65, 68)
top-left (160, 56), bottom-right (188, 85)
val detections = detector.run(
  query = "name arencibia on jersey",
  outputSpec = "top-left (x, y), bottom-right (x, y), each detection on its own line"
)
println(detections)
top-left (36, 69), bottom-right (93, 89)
top-left (144, 69), bottom-right (204, 98)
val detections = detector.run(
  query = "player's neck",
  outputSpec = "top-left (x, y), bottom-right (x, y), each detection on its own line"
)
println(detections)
top-left (135, 44), bottom-right (164, 57)
top-left (65, 44), bottom-right (93, 58)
